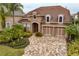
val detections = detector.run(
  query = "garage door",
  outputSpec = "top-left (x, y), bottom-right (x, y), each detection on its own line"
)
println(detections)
top-left (42, 26), bottom-right (65, 38)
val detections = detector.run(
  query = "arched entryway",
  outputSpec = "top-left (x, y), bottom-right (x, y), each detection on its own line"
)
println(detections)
top-left (32, 23), bottom-right (38, 33)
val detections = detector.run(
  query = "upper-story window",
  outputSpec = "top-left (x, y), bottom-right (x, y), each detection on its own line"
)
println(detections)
top-left (45, 14), bottom-right (51, 23)
top-left (58, 14), bottom-right (64, 24)
top-left (33, 15), bottom-right (36, 19)
top-left (33, 12), bottom-right (37, 19)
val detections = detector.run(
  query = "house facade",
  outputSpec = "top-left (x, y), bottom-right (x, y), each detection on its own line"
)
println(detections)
top-left (19, 6), bottom-right (71, 38)
top-left (5, 11), bottom-right (24, 28)
top-left (72, 12), bottom-right (79, 20)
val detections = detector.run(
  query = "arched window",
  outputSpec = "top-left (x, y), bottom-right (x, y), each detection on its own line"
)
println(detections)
top-left (45, 14), bottom-right (51, 23)
top-left (33, 11), bottom-right (37, 19)
top-left (33, 15), bottom-right (36, 19)
top-left (58, 14), bottom-right (64, 24)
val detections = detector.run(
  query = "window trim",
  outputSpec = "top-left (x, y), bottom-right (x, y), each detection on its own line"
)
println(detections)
top-left (45, 14), bottom-right (51, 23)
top-left (58, 14), bottom-right (64, 24)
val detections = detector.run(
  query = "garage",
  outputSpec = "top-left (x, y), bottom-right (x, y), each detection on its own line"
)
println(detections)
top-left (42, 26), bottom-right (65, 38)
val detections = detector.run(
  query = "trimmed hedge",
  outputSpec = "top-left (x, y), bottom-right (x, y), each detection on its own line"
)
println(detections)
top-left (35, 32), bottom-right (43, 37)
top-left (8, 38), bottom-right (30, 49)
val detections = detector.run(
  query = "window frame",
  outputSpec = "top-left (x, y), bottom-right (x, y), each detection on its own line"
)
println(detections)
top-left (45, 14), bottom-right (51, 23)
top-left (58, 14), bottom-right (64, 24)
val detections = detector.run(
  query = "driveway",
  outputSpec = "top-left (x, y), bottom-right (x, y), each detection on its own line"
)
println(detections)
top-left (23, 35), bottom-right (67, 56)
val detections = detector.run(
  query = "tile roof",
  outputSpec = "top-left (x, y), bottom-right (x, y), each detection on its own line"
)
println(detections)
top-left (24, 6), bottom-right (70, 17)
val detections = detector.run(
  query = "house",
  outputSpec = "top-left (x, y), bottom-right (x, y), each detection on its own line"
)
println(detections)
top-left (5, 11), bottom-right (24, 28)
top-left (0, 10), bottom-right (24, 31)
top-left (0, 11), bottom-right (24, 31)
top-left (72, 12), bottom-right (79, 20)
top-left (19, 6), bottom-right (71, 38)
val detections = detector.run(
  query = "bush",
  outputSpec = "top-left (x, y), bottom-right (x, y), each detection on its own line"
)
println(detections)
top-left (0, 24), bottom-right (25, 43)
top-left (8, 38), bottom-right (30, 48)
top-left (68, 39), bottom-right (79, 56)
top-left (0, 24), bottom-right (30, 48)
top-left (0, 28), bottom-right (13, 43)
top-left (35, 32), bottom-right (43, 37)
top-left (23, 31), bottom-right (32, 38)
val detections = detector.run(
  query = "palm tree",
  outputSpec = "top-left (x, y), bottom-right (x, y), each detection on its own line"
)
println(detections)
top-left (0, 3), bottom-right (8, 28)
top-left (8, 3), bottom-right (23, 25)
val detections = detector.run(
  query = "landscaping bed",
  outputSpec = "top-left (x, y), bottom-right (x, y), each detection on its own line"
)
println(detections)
top-left (0, 24), bottom-right (32, 56)
top-left (67, 39), bottom-right (79, 56)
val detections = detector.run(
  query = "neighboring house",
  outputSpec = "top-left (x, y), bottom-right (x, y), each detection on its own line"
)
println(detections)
top-left (0, 11), bottom-right (24, 31)
top-left (19, 6), bottom-right (71, 38)
top-left (72, 12), bottom-right (79, 20)
top-left (5, 11), bottom-right (24, 28)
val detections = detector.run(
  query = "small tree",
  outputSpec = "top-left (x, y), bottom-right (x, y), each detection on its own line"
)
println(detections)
top-left (7, 3), bottom-right (23, 25)
top-left (65, 24), bottom-right (78, 41)
top-left (0, 3), bottom-right (8, 28)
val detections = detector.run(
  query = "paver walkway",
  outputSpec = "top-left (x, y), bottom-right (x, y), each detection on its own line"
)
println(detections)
top-left (23, 35), bottom-right (67, 56)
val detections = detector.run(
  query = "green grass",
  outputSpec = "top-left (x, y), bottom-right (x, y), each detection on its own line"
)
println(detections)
top-left (0, 45), bottom-right (24, 56)
top-left (67, 39), bottom-right (79, 56)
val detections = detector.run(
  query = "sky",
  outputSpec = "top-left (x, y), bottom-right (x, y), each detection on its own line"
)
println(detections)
top-left (22, 3), bottom-right (79, 14)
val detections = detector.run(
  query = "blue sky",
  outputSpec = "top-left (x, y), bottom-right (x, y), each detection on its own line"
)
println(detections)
top-left (22, 3), bottom-right (79, 14)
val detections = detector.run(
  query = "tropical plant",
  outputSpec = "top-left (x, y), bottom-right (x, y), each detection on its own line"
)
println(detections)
top-left (0, 24), bottom-right (30, 48)
top-left (7, 3), bottom-right (23, 25)
top-left (0, 3), bottom-right (8, 28)
top-left (65, 24), bottom-right (79, 41)
top-left (0, 24), bottom-right (24, 43)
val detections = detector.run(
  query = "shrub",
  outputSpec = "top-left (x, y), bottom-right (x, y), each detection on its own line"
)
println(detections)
top-left (68, 39), bottom-right (79, 56)
top-left (0, 28), bottom-right (13, 43)
top-left (0, 24), bottom-right (30, 48)
top-left (23, 31), bottom-right (32, 38)
top-left (0, 24), bottom-right (25, 43)
top-left (8, 38), bottom-right (30, 48)
top-left (35, 32), bottom-right (43, 37)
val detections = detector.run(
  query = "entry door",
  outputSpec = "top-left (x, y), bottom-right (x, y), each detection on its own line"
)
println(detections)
top-left (32, 23), bottom-right (38, 33)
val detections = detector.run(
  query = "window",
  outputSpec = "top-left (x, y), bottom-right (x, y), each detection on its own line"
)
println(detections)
top-left (45, 14), bottom-right (51, 23)
top-left (6, 22), bottom-right (11, 28)
top-left (59, 16), bottom-right (63, 22)
top-left (24, 23), bottom-right (30, 30)
top-left (58, 15), bottom-right (64, 24)
top-left (33, 15), bottom-right (36, 19)
top-left (47, 17), bottom-right (50, 22)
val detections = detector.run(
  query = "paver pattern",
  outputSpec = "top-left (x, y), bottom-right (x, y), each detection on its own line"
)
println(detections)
top-left (23, 35), bottom-right (67, 56)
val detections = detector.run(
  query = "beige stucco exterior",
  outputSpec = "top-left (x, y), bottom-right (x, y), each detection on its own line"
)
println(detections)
top-left (19, 6), bottom-right (71, 38)
top-left (0, 16), bottom-right (23, 31)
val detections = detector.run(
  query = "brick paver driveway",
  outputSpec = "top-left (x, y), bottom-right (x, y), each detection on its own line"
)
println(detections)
top-left (23, 35), bottom-right (67, 56)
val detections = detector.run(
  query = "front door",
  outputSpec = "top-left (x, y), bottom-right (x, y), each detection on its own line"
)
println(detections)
top-left (32, 23), bottom-right (38, 33)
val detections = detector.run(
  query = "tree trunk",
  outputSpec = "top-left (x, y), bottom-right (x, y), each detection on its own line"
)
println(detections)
top-left (13, 11), bottom-right (15, 25)
top-left (1, 17), bottom-right (5, 28)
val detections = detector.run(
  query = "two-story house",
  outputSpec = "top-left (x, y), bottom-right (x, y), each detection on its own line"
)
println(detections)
top-left (19, 6), bottom-right (71, 38)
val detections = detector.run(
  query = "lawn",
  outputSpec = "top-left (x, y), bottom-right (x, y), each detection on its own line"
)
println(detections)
top-left (0, 45), bottom-right (24, 56)
top-left (67, 39), bottom-right (79, 56)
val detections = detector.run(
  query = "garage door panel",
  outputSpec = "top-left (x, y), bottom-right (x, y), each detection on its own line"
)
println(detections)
top-left (42, 26), bottom-right (65, 38)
